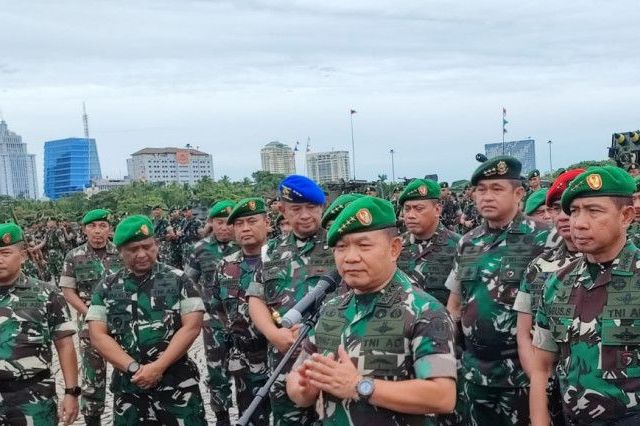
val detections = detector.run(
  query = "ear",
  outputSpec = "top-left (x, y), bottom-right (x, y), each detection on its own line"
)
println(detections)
top-left (621, 205), bottom-right (635, 228)
top-left (390, 235), bottom-right (403, 260)
top-left (514, 185), bottom-right (526, 201)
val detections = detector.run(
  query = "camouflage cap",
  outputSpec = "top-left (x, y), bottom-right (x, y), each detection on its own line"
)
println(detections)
top-left (0, 223), bottom-right (23, 247)
top-left (208, 200), bottom-right (235, 219)
top-left (524, 188), bottom-right (548, 215)
top-left (528, 169), bottom-right (541, 179)
top-left (327, 196), bottom-right (397, 247)
top-left (561, 166), bottom-right (636, 214)
top-left (81, 208), bottom-right (111, 225)
top-left (321, 193), bottom-right (364, 229)
top-left (113, 215), bottom-right (155, 247)
top-left (471, 155), bottom-right (522, 185)
top-left (398, 179), bottom-right (440, 205)
top-left (227, 197), bottom-right (266, 224)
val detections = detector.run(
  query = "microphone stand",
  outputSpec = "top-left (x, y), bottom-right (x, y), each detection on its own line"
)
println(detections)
top-left (237, 310), bottom-right (321, 426)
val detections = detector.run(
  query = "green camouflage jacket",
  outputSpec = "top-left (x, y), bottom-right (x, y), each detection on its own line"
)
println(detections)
top-left (178, 217), bottom-right (202, 245)
top-left (440, 197), bottom-right (461, 231)
top-left (0, 273), bottom-right (75, 380)
top-left (398, 223), bottom-right (461, 306)
top-left (446, 212), bottom-right (552, 388)
top-left (86, 262), bottom-right (205, 393)
top-left (303, 269), bottom-right (457, 425)
top-left (533, 241), bottom-right (640, 425)
top-left (628, 221), bottom-right (640, 248)
top-left (152, 217), bottom-right (169, 239)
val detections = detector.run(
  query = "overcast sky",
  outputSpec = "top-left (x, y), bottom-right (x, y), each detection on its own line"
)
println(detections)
top-left (2, 0), bottom-right (640, 188)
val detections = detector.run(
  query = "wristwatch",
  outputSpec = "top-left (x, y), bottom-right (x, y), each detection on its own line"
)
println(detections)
top-left (355, 377), bottom-right (375, 402)
top-left (64, 386), bottom-right (81, 397)
top-left (127, 361), bottom-right (141, 375)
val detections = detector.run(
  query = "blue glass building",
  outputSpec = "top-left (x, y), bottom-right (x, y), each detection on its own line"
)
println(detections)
top-left (44, 138), bottom-right (102, 200)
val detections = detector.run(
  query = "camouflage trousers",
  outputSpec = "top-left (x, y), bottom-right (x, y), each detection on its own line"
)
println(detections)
top-left (113, 386), bottom-right (206, 426)
top-left (0, 377), bottom-right (57, 426)
top-left (460, 380), bottom-right (530, 426)
top-left (202, 318), bottom-right (232, 413)
top-left (268, 347), bottom-right (317, 426)
top-left (79, 331), bottom-right (107, 417)
top-left (229, 344), bottom-right (270, 425)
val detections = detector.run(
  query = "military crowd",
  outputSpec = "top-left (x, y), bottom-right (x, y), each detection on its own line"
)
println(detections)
top-left (2, 156), bottom-right (640, 425)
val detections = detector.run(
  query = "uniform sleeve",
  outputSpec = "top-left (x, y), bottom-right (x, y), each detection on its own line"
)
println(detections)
top-left (513, 261), bottom-right (536, 314)
top-left (532, 276), bottom-right (559, 353)
top-left (85, 280), bottom-right (108, 323)
top-left (245, 263), bottom-right (265, 299)
top-left (179, 273), bottom-right (205, 315)
top-left (47, 286), bottom-right (76, 339)
top-left (412, 306), bottom-right (457, 380)
top-left (444, 239), bottom-right (464, 295)
top-left (183, 248), bottom-right (201, 283)
top-left (58, 251), bottom-right (77, 289)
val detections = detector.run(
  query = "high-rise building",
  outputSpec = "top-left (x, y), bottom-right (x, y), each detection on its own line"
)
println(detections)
top-left (485, 139), bottom-right (536, 175)
top-left (44, 138), bottom-right (102, 200)
top-left (126, 147), bottom-right (213, 184)
top-left (307, 151), bottom-right (350, 183)
top-left (0, 120), bottom-right (39, 199)
top-left (261, 141), bottom-right (296, 175)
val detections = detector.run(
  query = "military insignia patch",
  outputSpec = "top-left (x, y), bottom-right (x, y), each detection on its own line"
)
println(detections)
top-left (2, 233), bottom-right (11, 245)
top-left (418, 185), bottom-right (427, 196)
top-left (496, 160), bottom-right (508, 175)
top-left (281, 186), bottom-right (292, 200)
top-left (586, 173), bottom-right (602, 190)
top-left (248, 200), bottom-right (257, 211)
top-left (356, 208), bottom-right (372, 226)
top-left (140, 224), bottom-right (150, 236)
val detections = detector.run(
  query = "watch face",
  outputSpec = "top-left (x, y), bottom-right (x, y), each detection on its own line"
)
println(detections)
top-left (128, 361), bottom-right (140, 374)
top-left (358, 379), bottom-right (374, 396)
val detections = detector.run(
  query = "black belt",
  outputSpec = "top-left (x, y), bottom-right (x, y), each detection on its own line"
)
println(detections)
top-left (0, 370), bottom-right (51, 392)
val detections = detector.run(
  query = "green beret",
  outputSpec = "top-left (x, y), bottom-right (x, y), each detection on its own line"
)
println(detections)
top-left (561, 166), bottom-right (636, 214)
top-left (439, 181), bottom-right (449, 189)
top-left (471, 155), bottom-right (522, 185)
top-left (524, 189), bottom-right (548, 215)
top-left (227, 197), bottom-right (266, 224)
top-left (113, 215), bottom-right (155, 247)
top-left (398, 179), bottom-right (440, 205)
top-left (209, 200), bottom-right (235, 218)
top-left (81, 209), bottom-right (111, 225)
top-left (0, 223), bottom-right (23, 247)
top-left (321, 194), bottom-right (364, 229)
top-left (327, 196), bottom-right (397, 247)
top-left (528, 169), bottom-right (540, 179)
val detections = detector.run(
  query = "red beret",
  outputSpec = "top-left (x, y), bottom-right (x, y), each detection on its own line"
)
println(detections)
top-left (546, 168), bottom-right (585, 206)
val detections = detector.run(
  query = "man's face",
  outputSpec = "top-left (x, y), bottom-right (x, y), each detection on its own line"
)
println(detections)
top-left (551, 201), bottom-right (572, 242)
top-left (333, 229), bottom-right (401, 292)
top-left (402, 200), bottom-right (441, 238)
top-left (281, 202), bottom-right (323, 238)
top-left (270, 201), bottom-right (280, 213)
top-left (84, 221), bottom-right (110, 249)
top-left (151, 208), bottom-right (163, 219)
top-left (233, 214), bottom-right (268, 249)
top-left (529, 205), bottom-right (553, 224)
top-left (210, 217), bottom-right (233, 242)
top-left (629, 168), bottom-right (640, 177)
top-left (279, 218), bottom-right (292, 234)
top-left (633, 192), bottom-right (640, 221)
top-left (475, 179), bottom-right (523, 222)
top-left (183, 209), bottom-right (193, 219)
top-left (46, 220), bottom-right (56, 229)
top-left (569, 197), bottom-right (633, 255)
top-left (365, 189), bottom-right (377, 197)
top-left (529, 176), bottom-right (541, 189)
top-left (440, 188), bottom-right (450, 198)
top-left (0, 245), bottom-right (25, 283)
top-left (119, 238), bottom-right (158, 275)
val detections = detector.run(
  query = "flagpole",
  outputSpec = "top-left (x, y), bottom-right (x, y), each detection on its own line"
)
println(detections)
top-left (502, 107), bottom-right (507, 155)
top-left (350, 110), bottom-right (356, 180)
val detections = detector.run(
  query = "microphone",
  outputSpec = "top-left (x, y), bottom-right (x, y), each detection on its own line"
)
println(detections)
top-left (281, 270), bottom-right (341, 328)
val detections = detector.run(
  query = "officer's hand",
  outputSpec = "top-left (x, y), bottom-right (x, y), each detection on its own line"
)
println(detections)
top-left (132, 362), bottom-right (164, 389)
top-left (58, 394), bottom-right (79, 425)
top-left (304, 345), bottom-right (360, 400)
top-left (270, 324), bottom-right (300, 353)
top-left (288, 363), bottom-right (320, 399)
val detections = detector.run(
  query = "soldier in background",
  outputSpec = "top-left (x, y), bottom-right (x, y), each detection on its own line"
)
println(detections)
top-left (179, 205), bottom-right (202, 265)
top-left (43, 217), bottom-right (67, 284)
top-left (627, 175), bottom-right (640, 246)
top-left (150, 204), bottom-right (171, 263)
top-left (59, 209), bottom-right (122, 426)
top-left (439, 182), bottom-right (461, 231)
top-left (0, 222), bottom-right (80, 425)
top-left (460, 186), bottom-right (481, 234)
top-left (524, 189), bottom-right (553, 224)
top-left (87, 215), bottom-right (207, 425)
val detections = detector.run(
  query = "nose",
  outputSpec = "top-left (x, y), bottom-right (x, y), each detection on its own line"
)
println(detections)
top-left (570, 210), bottom-right (588, 230)
top-left (343, 245), bottom-right (361, 263)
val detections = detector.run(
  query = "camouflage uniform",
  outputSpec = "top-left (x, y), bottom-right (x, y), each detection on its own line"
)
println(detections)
top-left (179, 216), bottom-right (203, 266)
top-left (460, 200), bottom-right (481, 235)
top-left (59, 242), bottom-right (122, 418)
top-left (446, 213), bottom-right (552, 425)
top-left (533, 241), bottom-right (640, 425)
top-left (302, 269), bottom-right (457, 425)
top-left (0, 273), bottom-right (76, 425)
top-left (184, 236), bottom-right (239, 415)
top-left (214, 251), bottom-right (270, 424)
top-left (86, 262), bottom-right (207, 426)
top-left (167, 217), bottom-right (184, 269)
top-left (152, 216), bottom-right (172, 264)
top-left (628, 221), bottom-right (640, 248)
top-left (44, 227), bottom-right (67, 284)
top-left (398, 223), bottom-right (461, 306)
top-left (247, 230), bottom-right (334, 426)
top-left (440, 196), bottom-right (461, 231)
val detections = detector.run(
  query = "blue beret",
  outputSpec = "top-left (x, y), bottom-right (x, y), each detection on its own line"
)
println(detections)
top-left (278, 175), bottom-right (325, 205)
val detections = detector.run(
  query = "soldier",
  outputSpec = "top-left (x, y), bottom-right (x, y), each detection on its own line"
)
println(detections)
top-left (286, 196), bottom-right (457, 424)
top-left (214, 198), bottom-right (272, 425)
top-left (530, 166), bottom-right (640, 425)
top-left (627, 163), bottom-right (640, 177)
top-left (524, 188), bottom-right (553, 224)
top-left (184, 199), bottom-right (238, 424)
top-left (320, 193), bottom-right (363, 230)
top-left (513, 169), bottom-right (584, 426)
top-left (179, 205), bottom-right (203, 265)
top-left (397, 179), bottom-right (461, 306)
top-left (248, 174), bottom-right (332, 426)
top-left (86, 215), bottom-right (207, 425)
top-left (166, 207), bottom-right (183, 268)
top-left (365, 185), bottom-right (378, 197)
top-left (460, 188), bottom-right (481, 235)
top-left (627, 175), bottom-right (640, 246)
top-left (0, 223), bottom-right (80, 425)
top-left (150, 204), bottom-right (171, 263)
top-left (446, 156), bottom-right (553, 425)
top-left (43, 217), bottom-right (67, 284)
top-left (439, 182), bottom-right (462, 231)
top-left (59, 209), bottom-right (122, 426)
top-left (528, 169), bottom-right (542, 192)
